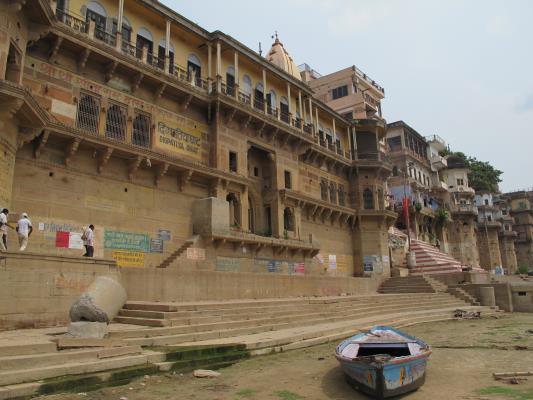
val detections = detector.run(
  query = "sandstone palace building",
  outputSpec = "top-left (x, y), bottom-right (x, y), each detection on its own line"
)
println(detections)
top-left (0, 0), bottom-right (397, 278)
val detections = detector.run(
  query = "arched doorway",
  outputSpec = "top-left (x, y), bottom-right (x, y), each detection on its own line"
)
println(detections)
top-left (226, 193), bottom-right (241, 227)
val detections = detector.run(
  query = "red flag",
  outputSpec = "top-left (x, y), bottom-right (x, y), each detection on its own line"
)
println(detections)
top-left (403, 196), bottom-right (410, 227)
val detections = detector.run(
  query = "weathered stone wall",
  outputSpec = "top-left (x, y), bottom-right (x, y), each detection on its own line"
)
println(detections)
top-left (447, 216), bottom-right (480, 268)
top-left (499, 235), bottom-right (518, 274)
top-left (0, 252), bottom-right (119, 330)
top-left (510, 283), bottom-right (533, 312)
top-left (476, 226), bottom-right (502, 270)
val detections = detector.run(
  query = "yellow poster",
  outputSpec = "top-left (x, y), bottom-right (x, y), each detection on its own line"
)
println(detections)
top-left (112, 250), bottom-right (145, 267)
top-left (155, 116), bottom-right (205, 160)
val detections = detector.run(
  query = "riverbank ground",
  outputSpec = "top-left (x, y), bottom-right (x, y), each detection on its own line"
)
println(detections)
top-left (35, 313), bottom-right (533, 400)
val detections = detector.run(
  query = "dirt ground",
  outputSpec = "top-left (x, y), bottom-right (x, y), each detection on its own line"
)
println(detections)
top-left (37, 313), bottom-right (533, 400)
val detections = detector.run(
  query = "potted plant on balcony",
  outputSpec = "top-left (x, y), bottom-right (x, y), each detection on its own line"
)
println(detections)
top-left (435, 208), bottom-right (449, 228)
top-left (415, 202), bottom-right (423, 213)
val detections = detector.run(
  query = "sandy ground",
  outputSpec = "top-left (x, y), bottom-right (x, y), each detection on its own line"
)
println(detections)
top-left (37, 313), bottom-right (533, 400)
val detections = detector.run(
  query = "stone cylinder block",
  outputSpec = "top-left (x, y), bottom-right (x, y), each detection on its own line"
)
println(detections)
top-left (69, 276), bottom-right (127, 323)
top-left (406, 252), bottom-right (416, 269)
top-left (479, 286), bottom-right (496, 307)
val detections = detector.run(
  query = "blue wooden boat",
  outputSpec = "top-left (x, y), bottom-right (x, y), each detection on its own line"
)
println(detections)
top-left (335, 326), bottom-right (431, 399)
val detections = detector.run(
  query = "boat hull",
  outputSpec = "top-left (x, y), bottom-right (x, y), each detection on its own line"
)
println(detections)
top-left (339, 354), bottom-right (429, 399)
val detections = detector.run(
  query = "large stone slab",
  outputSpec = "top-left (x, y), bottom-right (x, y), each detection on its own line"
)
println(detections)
top-left (67, 321), bottom-right (109, 339)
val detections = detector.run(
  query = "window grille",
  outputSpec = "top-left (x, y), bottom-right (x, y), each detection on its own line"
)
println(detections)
top-left (338, 185), bottom-right (346, 206)
top-left (329, 182), bottom-right (337, 204)
top-left (77, 92), bottom-right (100, 134)
top-left (105, 103), bottom-right (127, 141)
top-left (132, 112), bottom-right (151, 148)
top-left (320, 179), bottom-right (329, 201)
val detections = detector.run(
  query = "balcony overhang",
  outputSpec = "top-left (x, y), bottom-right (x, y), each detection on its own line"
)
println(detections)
top-left (206, 230), bottom-right (320, 258)
top-left (353, 118), bottom-right (387, 138)
top-left (358, 209), bottom-right (398, 227)
top-left (280, 189), bottom-right (357, 229)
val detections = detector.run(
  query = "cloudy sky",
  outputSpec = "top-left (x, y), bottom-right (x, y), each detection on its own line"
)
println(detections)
top-left (162, 0), bottom-right (533, 192)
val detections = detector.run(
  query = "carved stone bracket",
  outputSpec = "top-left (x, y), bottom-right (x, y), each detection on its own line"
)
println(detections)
top-left (178, 170), bottom-right (193, 191)
top-left (128, 155), bottom-right (143, 181)
top-left (105, 61), bottom-right (119, 82)
top-left (226, 108), bottom-right (237, 125)
top-left (78, 48), bottom-right (91, 70)
top-left (33, 130), bottom-right (50, 158)
top-left (154, 83), bottom-right (166, 100)
top-left (181, 93), bottom-right (193, 111)
top-left (97, 147), bottom-right (113, 173)
top-left (154, 162), bottom-right (169, 186)
top-left (64, 138), bottom-right (81, 166)
top-left (131, 73), bottom-right (144, 93)
top-left (49, 36), bottom-right (63, 61)
top-left (242, 115), bottom-right (252, 130)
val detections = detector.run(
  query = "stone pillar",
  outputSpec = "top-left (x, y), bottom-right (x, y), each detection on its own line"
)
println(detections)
top-left (353, 215), bottom-right (391, 277)
top-left (298, 90), bottom-right (303, 130)
top-left (447, 215), bottom-right (480, 269)
top-left (480, 286), bottom-right (496, 307)
top-left (115, 0), bottom-right (124, 51)
top-left (234, 50), bottom-right (239, 99)
top-left (262, 68), bottom-right (267, 113)
top-left (207, 43), bottom-right (212, 93)
top-left (216, 41), bottom-right (221, 92)
top-left (165, 20), bottom-right (171, 73)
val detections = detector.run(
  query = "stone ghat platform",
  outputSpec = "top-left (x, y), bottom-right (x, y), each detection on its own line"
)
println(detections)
top-left (0, 293), bottom-right (500, 399)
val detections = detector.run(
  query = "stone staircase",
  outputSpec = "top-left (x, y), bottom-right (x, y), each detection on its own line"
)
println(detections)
top-left (407, 239), bottom-right (464, 275)
top-left (0, 293), bottom-right (499, 399)
top-left (156, 237), bottom-right (196, 268)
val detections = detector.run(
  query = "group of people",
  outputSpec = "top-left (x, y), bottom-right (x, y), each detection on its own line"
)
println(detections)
top-left (0, 208), bottom-right (95, 257)
top-left (0, 209), bottom-right (33, 252)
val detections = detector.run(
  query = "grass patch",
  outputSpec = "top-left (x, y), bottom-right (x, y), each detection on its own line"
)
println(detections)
top-left (235, 388), bottom-right (257, 398)
top-left (273, 390), bottom-right (305, 400)
top-left (476, 386), bottom-right (533, 399)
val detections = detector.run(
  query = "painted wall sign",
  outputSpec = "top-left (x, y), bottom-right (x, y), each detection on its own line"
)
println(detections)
top-left (104, 230), bottom-right (150, 252)
top-left (328, 255), bottom-right (337, 270)
top-left (55, 231), bottom-right (84, 250)
top-left (112, 250), bottom-right (145, 267)
top-left (363, 255), bottom-right (374, 272)
top-left (187, 247), bottom-right (206, 260)
top-left (155, 118), bottom-right (204, 160)
top-left (150, 238), bottom-right (164, 253)
top-left (216, 257), bottom-right (241, 272)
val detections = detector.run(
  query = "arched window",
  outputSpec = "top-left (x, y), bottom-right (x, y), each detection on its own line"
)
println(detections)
top-left (318, 124), bottom-right (325, 145)
top-left (105, 103), bottom-right (126, 141)
top-left (283, 207), bottom-right (294, 232)
top-left (338, 185), bottom-right (346, 206)
top-left (85, 1), bottom-right (107, 42)
top-left (187, 54), bottom-right (202, 86)
top-left (363, 188), bottom-right (374, 210)
top-left (267, 90), bottom-right (276, 115)
top-left (226, 193), bottom-right (241, 227)
top-left (76, 92), bottom-right (100, 134)
top-left (242, 75), bottom-right (252, 95)
top-left (392, 166), bottom-right (399, 176)
top-left (325, 128), bottom-right (333, 147)
top-left (157, 39), bottom-right (175, 72)
top-left (320, 178), bottom-right (328, 201)
top-left (132, 112), bottom-right (151, 148)
top-left (112, 16), bottom-right (132, 48)
top-left (254, 82), bottom-right (264, 110)
top-left (136, 28), bottom-right (154, 63)
top-left (280, 96), bottom-right (289, 123)
top-left (226, 66), bottom-right (235, 96)
top-left (329, 182), bottom-right (337, 204)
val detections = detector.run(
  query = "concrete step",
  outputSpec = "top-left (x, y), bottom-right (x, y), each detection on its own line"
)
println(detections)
top-left (118, 300), bottom-right (470, 346)
top-left (112, 296), bottom-right (466, 334)
top-left (0, 345), bottom-right (142, 372)
top-left (0, 354), bottom-right (150, 386)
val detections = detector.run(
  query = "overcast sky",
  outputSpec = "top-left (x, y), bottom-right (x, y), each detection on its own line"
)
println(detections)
top-left (161, 0), bottom-right (533, 192)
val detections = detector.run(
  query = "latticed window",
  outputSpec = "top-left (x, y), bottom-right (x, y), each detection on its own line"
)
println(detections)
top-left (363, 188), bottom-right (374, 210)
top-left (76, 92), bottom-right (100, 134)
top-left (329, 182), bottom-right (337, 204)
top-left (320, 179), bottom-right (328, 201)
top-left (132, 112), bottom-right (151, 148)
top-left (105, 103), bottom-right (127, 141)
top-left (338, 185), bottom-right (345, 206)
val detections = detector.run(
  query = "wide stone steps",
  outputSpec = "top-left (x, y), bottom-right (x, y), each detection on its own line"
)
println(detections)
top-left (115, 300), bottom-right (470, 347)
top-left (406, 240), bottom-right (464, 275)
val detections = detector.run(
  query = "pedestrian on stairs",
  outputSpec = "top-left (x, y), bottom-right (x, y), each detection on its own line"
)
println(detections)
top-left (0, 208), bottom-right (9, 252)
top-left (81, 224), bottom-right (95, 257)
top-left (16, 213), bottom-right (33, 251)
top-left (435, 239), bottom-right (441, 250)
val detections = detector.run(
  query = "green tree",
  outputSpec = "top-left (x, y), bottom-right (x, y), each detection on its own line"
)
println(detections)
top-left (439, 149), bottom-right (502, 192)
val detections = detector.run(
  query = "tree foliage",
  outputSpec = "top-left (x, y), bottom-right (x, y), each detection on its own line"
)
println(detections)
top-left (439, 148), bottom-right (503, 193)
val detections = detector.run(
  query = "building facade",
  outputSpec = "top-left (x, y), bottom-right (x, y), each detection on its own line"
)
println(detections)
top-left (0, 0), bottom-right (395, 277)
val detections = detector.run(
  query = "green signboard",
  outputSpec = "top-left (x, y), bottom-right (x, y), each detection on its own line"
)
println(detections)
top-left (104, 230), bottom-right (150, 252)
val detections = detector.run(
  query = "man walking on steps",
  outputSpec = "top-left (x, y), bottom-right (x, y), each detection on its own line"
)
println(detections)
top-left (16, 213), bottom-right (33, 252)
top-left (0, 208), bottom-right (9, 252)
top-left (82, 224), bottom-right (95, 257)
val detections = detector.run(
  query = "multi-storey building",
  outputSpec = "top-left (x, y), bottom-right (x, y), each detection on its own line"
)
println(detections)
top-left (475, 192), bottom-right (503, 271)
top-left (441, 155), bottom-right (480, 268)
top-left (493, 194), bottom-right (518, 274)
top-left (0, 0), bottom-right (395, 277)
top-left (385, 121), bottom-right (444, 244)
top-left (506, 191), bottom-right (533, 269)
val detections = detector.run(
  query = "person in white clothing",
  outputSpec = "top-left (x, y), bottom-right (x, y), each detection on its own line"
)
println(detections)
top-left (16, 213), bottom-right (33, 252)
top-left (0, 209), bottom-right (9, 252)
top-left (82, 224), bottom-right (95, 257)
